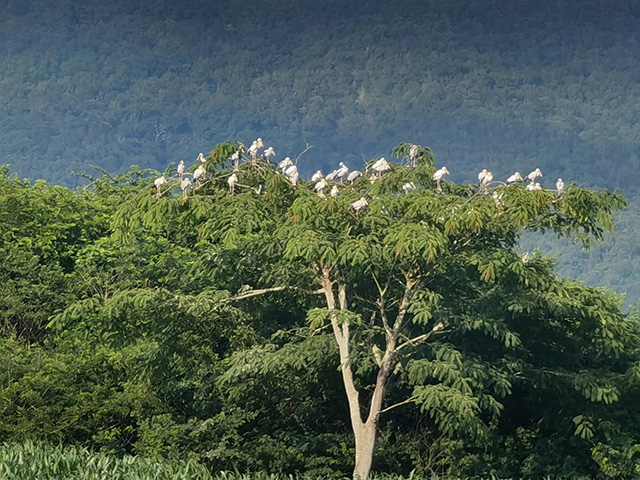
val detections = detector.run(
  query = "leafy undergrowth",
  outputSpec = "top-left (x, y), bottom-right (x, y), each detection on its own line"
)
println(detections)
top-left (0, 441), bottom-right (558, 480)
top-left (0, 441), bottom-right (212, 480)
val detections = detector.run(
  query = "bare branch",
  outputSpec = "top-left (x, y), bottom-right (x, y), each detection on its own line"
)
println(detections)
top-left (228, 286), bottom-right (324, 302)
top-left (379, 395), bottom-right (418, 414)
top-left (391, 276), bottom-right (419, 335)
top-left (395, 322), bottom-right (445, 353)
top-left (294, 140), bottom-right (313, 166)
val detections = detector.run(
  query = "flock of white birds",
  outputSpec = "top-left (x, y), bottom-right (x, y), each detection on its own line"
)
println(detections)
top-left (153, 139), bottom-right (565, 212)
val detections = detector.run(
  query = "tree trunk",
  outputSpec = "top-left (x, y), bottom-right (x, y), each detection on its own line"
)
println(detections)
top-left (319, 267), bottom-right (414, 480)
top-left (353, 421), bottom-right (377, 480)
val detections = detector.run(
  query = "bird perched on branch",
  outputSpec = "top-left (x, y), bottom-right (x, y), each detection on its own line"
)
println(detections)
top-left (556, 178), bottom-right (565, 194)
top-left (432, 166), bottom-right (450, 192)
top-left (177, 161), bottom-right (185, 180)
top-left (278, 157), bottom-right (293, 172)
top-left (371, 157), bottom-right (391, 178)
top-left (231, 151), bottom-right (240, 170)
top-left (289, 170), bottom-right (299, 187)
top-left (197, 152), bottom-right (206, 164)
top-left (194, 165), bottom-right (206, 186)
top-left (479, 170), bottom-right (493, 193)
top-left (506, 172), bottom-right (523, 183)
top-left (181, 177), bottom-right (192, 199)
top-left (409, 145), bottom-right (419, 167)
top-left (526, 168), bottom-right (543, 183)
top-left (154, 176), bottom-right (167, 196)
top-left (331, 185), bottom-right (339, 198)
top-left (263, 147), bottom-right (275, 159)
top-left (336, 162), bottom-right (349, 183)
top-left (347, 170), bottom-right (362, 184)
top-left (249, 138), bottom-right (263, 165)
top-left (402, 182), bottom-right (416, 194)
top-left (228, 172), bottom-right (238, 194)
top-left (315, 179), bottom-right (328, 194)
top-left (350, 197), bottom-right (368, 212)
top-left (311, 170), bottom-right (323, 182)
top-left (326, 169), bottom-right (339, 182)
top-left (284, 164), bottom-right (298, 177)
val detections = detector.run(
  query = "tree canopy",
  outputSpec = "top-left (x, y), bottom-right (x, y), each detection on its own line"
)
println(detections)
top-left (1, 142), bottom-right (639, 478)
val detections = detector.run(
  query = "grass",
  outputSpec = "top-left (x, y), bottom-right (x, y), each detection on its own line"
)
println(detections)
top-left (0, 441), bottom-right (559, 480)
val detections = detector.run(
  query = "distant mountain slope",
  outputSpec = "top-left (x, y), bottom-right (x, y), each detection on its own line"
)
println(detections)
top-left (1, 0), bottom-right (638, 301)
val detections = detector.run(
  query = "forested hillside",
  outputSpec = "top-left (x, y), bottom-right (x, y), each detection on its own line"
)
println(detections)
top-left (1, 0), bottom-right (638, 301)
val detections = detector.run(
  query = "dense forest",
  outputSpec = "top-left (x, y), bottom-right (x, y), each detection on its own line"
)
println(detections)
top-left (0, 0), bottom-right (638, 302)
top-left (1, 144), bottom-right (640, 479)
top-left (2, 1), bottom-right (640, 477)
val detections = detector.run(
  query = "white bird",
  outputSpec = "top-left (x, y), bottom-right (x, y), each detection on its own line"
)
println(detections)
top-left (479, 170), bottom-right (493, 193)
top-left (506, 172), bottom-right (523, 183)
top-left (350, 197), bottom-right (368, 212)
top-left (311, 170), bottom-right (323, 182)
top-left (194, 165), bottom-right (206, 185)
top-left (409, 145), bottom-right (419, 166)
top-left (526, 168), bottom-right (543, 183)
top-left (181, 177), bottom-right (192, 198)
top-left (278, 157), bottom-right (293, 172)
top-left (289, 171), bottom-right (299, 187)
top-left (371, 157), bottom-right (391, 176)
top-left (231, 151), bottom-right (240, 170)
top-left (284, 164), bottom-right (298, 177)
top-left (263, 147), bottom-right (275, 159)
top-left (492, 191), bottom-right (504, 207)
top-left (248, 142), bottom-right (259, 165)
top-left (256, 137), bottom-right (264, 148)
top-left (347, 170), bottom-right (362, 184)
top-left (521, 252), bottom-right (530, 264)
top-left (526, 182), bottom-right (542, 191)
top-left (154, 176), bottom-right (167, 196)
top-left (315, 179), bottom-right (328, 193)
top-left (402, 182), bottom-right (416, 194)
top-left (432, 166), bottom-right (450, 192)
top-left (228, 172), bottom-right (238, 193)
top-left (336, 162), bottom-right (349, 183)
top-left (331, 185), bottom-right (339, 198)
top-left (326, 169), bottom-right (339, 182)
top-left (556, 178), bottom-right (565, 193)
top-left (197, 152), bottom-right (206, 163)
top-left (177, 161), bottom-right (185, 180)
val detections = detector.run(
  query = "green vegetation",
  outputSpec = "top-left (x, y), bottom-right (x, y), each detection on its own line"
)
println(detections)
top-left (0, 441), bottom-right (213, 480)
top-left (1, 0), bottom-right (638, 301)
top-left (1, 143), bottom-right (639, 479)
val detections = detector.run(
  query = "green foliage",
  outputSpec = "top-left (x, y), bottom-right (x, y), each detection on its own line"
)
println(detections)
top-left (1, 141), bottom-right (639, 479)
top-left (0, 441), bottom-right (214, 479)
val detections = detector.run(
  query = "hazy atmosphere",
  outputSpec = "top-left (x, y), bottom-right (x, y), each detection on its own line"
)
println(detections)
top-left (2, 0), bottom-right (639, 300)
top-left (2, 1), bottom-right (640, 478)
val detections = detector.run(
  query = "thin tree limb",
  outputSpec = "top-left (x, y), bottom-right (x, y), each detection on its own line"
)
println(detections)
top-left (294, 140), bottom-right (313, 166)
top-left (379, 395), bottom-right (418, 414)
top-left (395, 323), bottom-right (444, 353)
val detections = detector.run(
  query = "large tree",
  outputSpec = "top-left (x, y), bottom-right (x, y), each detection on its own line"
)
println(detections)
top-left (106, 143), bottom-right (638, 479)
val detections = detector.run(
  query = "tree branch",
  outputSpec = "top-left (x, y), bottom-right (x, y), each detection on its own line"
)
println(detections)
top-left (392, 275), bottom-right (419, 336)
top-left (294, 140), bottom-right (313, 166)
top-left (228, 286), bottom-right (324, 302)
top-left (395, 322), bottom-right (444, 353)
top-left (379, 395), bottom-right (418, 414)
